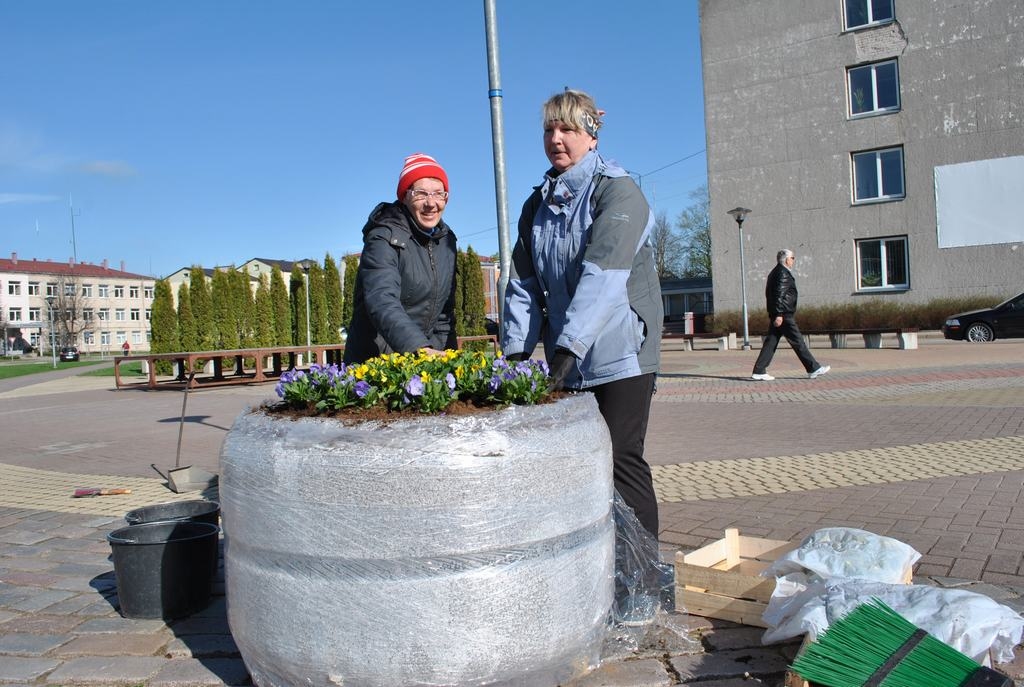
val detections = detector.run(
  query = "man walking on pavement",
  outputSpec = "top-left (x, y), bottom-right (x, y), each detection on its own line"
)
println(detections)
top-left (751, 249), bottom-right (830, 381)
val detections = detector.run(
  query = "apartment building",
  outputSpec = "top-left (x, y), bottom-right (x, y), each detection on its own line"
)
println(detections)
top-left (700, 0), bottom-right (1024, 313)
top-left (0, 254), bottom-right (155, 356)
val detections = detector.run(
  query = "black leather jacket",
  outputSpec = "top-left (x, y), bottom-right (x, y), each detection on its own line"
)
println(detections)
top-left (765, 263), bottom-right (798, 317)
top-left (344, 201), bottom-right (457, 364)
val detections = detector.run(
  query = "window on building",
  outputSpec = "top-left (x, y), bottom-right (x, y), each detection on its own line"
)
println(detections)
top-left (114, 285), bottom-right (124, 298)
top-left (81, 284), bottom-right (93, 297)
top-left (116, 331), bottom-right (127, 344)
top-left (144, 286), bottom-right (154, 299)
top-left (98, 308), bottom-right (110, 321)
top-left (83, 308), bottom-right (94, 321)
top-left (115, 308), bottom-right (126, 321)
top-left (29, 307), bottom-right (41, 321)
top-left (132, 331), bottom-right (142, 344)
top-left (7, 281), bottom-right (21, 295)
top-left (100, 331), bottom-right (111, 345)
top-left (129, 286), bottom-right (140, 298)
top-left (64, 282), bottom-right (75, 296)
top-left (852, 146), bottom-right (904, 203)
top-left (84, 331), bottom-right (94, 345)
top-left (130, 308), bottom-right (141, 321)
top-left (848, 60), bottom-right (899, 117)
top-left (28, 282), bottom-right (40, 295)
top-left (7, 308), bottom-right (22, 321)
top-left (30, 332), bottom-right (40, 347)
top-left (98, 284), bottom-right (109, 297)
top-left (145, 308), bottom-right (152, 320)
top-left (857, 236), bottom-right (909, 291)
top-left (46, 282), bottom-right (58, 297)
top-left (844, 0), bottom-right (893, 30)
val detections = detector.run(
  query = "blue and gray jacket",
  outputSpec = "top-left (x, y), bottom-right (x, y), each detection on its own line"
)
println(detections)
top-left (501, 150), bottom-right (663, 389)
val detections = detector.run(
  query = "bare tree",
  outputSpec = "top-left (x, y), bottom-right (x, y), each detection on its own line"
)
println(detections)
top-left (676, 185), bottom-right (712, 278)
top-left (50, 276), bottom-right (94, 347)
top-left (650, 211), bottom-right (685, 279)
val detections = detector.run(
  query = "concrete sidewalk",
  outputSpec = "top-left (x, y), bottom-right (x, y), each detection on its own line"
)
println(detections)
top-left (1, 336), bottom-right (1023, 685)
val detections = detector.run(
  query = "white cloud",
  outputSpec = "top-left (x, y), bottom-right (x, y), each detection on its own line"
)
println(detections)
top-left (0, 193), bottom-right (60, 205)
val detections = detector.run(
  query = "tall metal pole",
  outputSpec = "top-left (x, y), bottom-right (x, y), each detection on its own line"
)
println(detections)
top-left (727, 207), bottom-right (753, 351)
top-left (69, 194), bottom-right (78, 263)
top-left (738, 219), bottom-right (751, 350)
top-left (483, 0), bottom-right (512, 324)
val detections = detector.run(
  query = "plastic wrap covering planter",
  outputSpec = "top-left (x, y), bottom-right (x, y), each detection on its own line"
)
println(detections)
top-left (220, 393), bottom-right (614, 687)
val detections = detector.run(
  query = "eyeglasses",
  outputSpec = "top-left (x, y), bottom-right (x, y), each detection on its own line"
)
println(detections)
top-left (407, 189), bottom-right (448, 202)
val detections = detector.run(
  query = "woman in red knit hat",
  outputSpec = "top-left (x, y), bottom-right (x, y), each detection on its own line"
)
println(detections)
top-left (343, 153), bottom-right (458, 364)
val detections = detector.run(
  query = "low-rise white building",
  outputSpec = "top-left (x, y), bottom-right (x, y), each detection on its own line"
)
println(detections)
top-left (0, 253), bottom-right (155, 356)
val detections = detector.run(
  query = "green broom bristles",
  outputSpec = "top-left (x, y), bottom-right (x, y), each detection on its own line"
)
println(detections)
top-left (790, 598), bottom-right (1010, 687)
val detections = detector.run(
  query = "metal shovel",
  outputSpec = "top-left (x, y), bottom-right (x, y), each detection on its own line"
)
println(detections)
top-left (151, 372), bottom-right (218, 493)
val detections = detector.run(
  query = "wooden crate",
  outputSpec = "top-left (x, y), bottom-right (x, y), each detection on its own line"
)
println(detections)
top-left (675, 528), bottom-right (796, 628)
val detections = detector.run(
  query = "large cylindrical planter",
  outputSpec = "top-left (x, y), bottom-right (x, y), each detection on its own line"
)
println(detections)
top-left (220, 393), bottom-right (614, 687)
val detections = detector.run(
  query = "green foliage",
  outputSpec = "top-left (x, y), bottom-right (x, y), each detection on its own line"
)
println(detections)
top-left (211, 269), bottom-right (239, 349)
top-left (323, 253), bottom-right (345, 341)
top-left (290, 267), bottom-right (308, 346)
top-left (253, 275), bottom-right (275, 348)
top-left (274, 350), bottom-right (551, 415)
top-left (188, 266), bottom-right (216, 350)
top-left (230, 268), bottom-right (255, 348)
top-left (456, 246), bottom-right (488, 351)
top-left (270, 265), bottom-right (291, 347)
top-left (177, 282), bottom-right (198, 352)
top-left (150, 279), bottom-right (178, 374)
top-left (708, 294), bottom-right (1009, 335)
top-left (308, 261), bottom-right (332, 344)
top-left (342, 254), bottom-right (359, 329)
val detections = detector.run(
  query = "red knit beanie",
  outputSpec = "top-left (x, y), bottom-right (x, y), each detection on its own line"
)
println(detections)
top-left (396, 153), bottom-right (449, 200)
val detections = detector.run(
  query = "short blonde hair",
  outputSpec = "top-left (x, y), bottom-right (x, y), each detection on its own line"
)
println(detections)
top-left (542, 89), bottom-right (602, 138)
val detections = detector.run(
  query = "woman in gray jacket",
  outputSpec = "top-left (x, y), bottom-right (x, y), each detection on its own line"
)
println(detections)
top-left (344, 153), bottom-right (457, 364)
top-left (501, 89), bottom-right (664, 537)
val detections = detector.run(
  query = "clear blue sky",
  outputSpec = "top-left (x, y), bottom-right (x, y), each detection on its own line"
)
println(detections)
top-left (1, 2), bottom-right (706, 278)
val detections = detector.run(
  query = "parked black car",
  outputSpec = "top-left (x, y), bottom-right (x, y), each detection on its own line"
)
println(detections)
top-left (59, 346), bottom-right (80, 362)
top-left (942, 292), bottom-right (1024, 342)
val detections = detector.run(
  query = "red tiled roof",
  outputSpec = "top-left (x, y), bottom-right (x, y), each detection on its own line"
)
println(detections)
top-left (0, 258), bottom-right (151, 280)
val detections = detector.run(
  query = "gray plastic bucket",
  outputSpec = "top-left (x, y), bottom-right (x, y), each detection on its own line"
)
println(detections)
top-left (124, 499), bottom-right (220, 527)
top-left (107, 521), bottom-right (219, 619)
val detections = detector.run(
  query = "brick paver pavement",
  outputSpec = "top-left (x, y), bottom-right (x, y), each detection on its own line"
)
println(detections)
top-left (1, 335), bottom-right (1023, 686)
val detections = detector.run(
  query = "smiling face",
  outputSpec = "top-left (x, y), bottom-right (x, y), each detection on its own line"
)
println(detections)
top-left (401, 177), bottom-right (447, 230)
top-left (544, 120), bottom-right (597, 173)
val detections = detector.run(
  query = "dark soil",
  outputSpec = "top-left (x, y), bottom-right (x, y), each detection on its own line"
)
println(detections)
top-left (261, 390), bottom-right (573, 425)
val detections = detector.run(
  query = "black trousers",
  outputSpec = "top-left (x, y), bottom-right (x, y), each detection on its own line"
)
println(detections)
top-left (752, 314), bottom-right (820, 374)
top-left (591, 372), bottom-right (659, 537)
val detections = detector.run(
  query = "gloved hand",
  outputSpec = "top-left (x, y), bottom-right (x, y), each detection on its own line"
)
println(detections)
top-left (503, 351), bottom-right (530, 362)
top-left (547, 348), bottom-right (577, 391)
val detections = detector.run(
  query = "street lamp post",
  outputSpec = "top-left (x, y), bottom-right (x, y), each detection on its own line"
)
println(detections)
top-left (727, 207), bottom-right (753, 351)
top-left (297, 260), bottom-right (312, 365)
top-left (45, 295), bottom-right (57, 368)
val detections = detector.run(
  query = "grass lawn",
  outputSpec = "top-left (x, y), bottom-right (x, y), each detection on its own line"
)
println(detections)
top-left (0, 357), bottom-right (146, 380)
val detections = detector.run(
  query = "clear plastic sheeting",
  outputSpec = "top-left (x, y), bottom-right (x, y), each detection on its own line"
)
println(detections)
top-left (765, 580), bottom-right (1024, 664)
top-left (220, 394), bottom-right (615, 687)
top-left (763, 527), bottom-right (920, 583)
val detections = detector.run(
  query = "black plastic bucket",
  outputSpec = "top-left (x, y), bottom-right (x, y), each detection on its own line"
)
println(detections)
top-left (107, 521), bottom-right (219, 620)
top-left (124, 500), bottom-right (220, 527)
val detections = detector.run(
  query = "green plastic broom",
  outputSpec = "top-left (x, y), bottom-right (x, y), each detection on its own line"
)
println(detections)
top-left (790, 598), bottom-right (1012, 687)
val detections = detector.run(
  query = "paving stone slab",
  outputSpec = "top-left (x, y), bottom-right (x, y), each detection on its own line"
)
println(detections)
top-left (46, 655), bottom-right (166, 684)
top-left (148, 657), bottom-right (252, 686)
top-left (0, 656), bottom-right (61, 682)
top-left (0, 631), bottom-right (72, 655)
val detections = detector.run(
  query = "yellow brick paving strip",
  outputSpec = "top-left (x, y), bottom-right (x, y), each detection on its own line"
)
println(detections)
top-left (652, 435), bottom-right (1024, 503)
top-left (0, 463), bottom-right (216, 516)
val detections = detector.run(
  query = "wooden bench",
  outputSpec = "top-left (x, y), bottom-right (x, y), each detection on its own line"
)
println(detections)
top-left (800, 327), bottom-right (919, 350)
